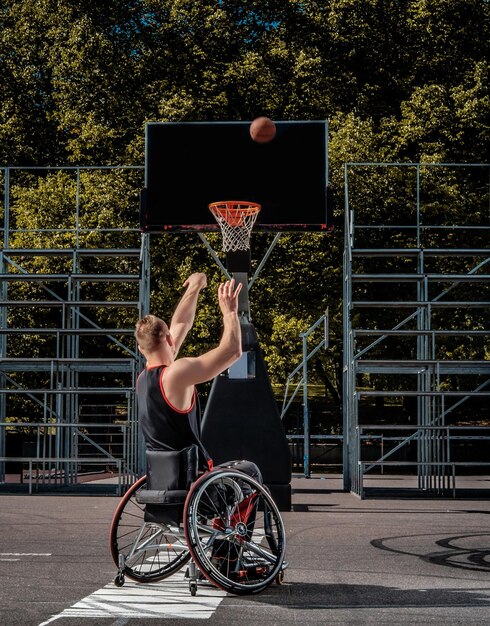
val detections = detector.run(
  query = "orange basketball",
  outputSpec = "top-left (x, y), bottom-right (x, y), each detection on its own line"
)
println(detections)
top-left (250, 117), bottom-right (276, 144)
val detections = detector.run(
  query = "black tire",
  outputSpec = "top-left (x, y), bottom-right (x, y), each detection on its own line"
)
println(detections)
top-left (183, 469), bottom-right (286, 595)
top-left (110, 475), bottom-right (191, 583)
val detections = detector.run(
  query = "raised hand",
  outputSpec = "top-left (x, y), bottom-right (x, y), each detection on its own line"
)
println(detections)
top-left (218, 278), bottom-right (242, 316)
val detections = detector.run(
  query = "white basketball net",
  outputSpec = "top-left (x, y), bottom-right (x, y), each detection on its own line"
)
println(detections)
top-left (209, 202), bottom-right (261, 252)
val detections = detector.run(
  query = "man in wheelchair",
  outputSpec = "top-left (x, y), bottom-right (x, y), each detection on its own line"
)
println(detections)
top-left (109, 273), bottom-right (286, 594)
top-left (135, 272), bottom-right (263, 481)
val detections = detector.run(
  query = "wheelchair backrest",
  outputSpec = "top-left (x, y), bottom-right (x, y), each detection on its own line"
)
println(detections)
top-left (146, 445), bottom-right (199, 492)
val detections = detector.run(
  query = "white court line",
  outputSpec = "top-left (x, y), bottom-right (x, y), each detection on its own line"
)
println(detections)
top-left (0, 552), bottom-right (51, 556)
top-left (1, 552), bottom-right (51, 562)
top-left (38, 572), bottom-right (227, 625)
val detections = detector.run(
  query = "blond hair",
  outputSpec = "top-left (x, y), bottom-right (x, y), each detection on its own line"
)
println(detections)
top-left (135, 315), bottom-right (169, 353)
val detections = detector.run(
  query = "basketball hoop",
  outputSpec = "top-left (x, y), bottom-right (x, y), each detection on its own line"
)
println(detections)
top-left (209, 201), bottom-right (261, 252)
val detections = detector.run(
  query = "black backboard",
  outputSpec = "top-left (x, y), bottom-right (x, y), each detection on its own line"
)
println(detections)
top-left (141, 120), bottom-right (331, 232)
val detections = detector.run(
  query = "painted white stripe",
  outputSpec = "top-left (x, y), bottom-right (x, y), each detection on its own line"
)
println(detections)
top-left (0, 552), bottom-right (51, 556)
top-left (39, 572), bottom-right (226, 625)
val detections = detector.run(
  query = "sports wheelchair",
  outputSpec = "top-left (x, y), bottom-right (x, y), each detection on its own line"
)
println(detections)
top-left (109, 446), bottom-right (287, 596)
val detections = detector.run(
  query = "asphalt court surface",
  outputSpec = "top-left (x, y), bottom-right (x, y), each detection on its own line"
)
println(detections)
top-left (1, 474), bottom-right (490, 625)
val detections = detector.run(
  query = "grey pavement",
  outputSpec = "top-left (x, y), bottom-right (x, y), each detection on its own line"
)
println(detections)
top-left (1, 474), bottom-right (489, 625)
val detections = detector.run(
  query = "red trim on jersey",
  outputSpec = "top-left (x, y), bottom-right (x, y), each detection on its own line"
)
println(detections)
top-left (159, 368), bottom-right (196, 414)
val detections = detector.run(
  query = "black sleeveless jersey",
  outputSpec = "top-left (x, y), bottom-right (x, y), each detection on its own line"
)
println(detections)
top-left (136, 365), bottom-right (210, 467)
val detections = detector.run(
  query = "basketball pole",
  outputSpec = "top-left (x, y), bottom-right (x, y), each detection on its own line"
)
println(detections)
top-left (226, 249), bottom-right (251, 319)
top-left (200, 216), bottom-right (292, 511)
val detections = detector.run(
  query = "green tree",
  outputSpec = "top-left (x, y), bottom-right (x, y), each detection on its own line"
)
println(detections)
top-left (1, 0), bottom-right (489, 425)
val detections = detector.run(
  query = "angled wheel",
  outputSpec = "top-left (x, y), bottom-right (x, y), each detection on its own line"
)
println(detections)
top-left (183, 469), bottom-right (286, 595)
top-left (110, 475), bottom-right (191, 583)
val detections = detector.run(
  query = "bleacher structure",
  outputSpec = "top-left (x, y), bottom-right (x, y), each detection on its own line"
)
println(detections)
top-left (343, 163), bottom-right (489, 498)
top-left (1, 162), bottom-right (488, 498)
top-left (0, 166), bottom-right (148, 494)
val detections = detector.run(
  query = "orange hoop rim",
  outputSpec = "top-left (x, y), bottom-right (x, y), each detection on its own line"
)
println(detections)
top-left (209, 200), bottom-right (261, 225)
top-left (208, 200), bottom-right (261, 249)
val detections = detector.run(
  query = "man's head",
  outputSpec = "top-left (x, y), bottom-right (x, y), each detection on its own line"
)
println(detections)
top-left (135, 315), bottom-right (171, 355)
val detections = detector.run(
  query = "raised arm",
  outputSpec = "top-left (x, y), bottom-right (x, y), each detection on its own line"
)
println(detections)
top-left (163, 278), bottom-right (243, 410)
top-left (169, 272), bottom-right (207, 357)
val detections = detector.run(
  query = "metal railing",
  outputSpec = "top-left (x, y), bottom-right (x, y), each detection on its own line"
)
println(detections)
top-left (281, 311), bottom-right (330, 477)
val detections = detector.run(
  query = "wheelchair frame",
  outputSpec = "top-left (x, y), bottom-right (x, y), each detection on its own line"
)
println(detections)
top-left (110, 465), bottom-right (287, 596)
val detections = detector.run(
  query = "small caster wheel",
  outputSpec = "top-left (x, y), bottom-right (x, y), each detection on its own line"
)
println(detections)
top-left (276, 571), bottom-right (285, 585)
top-left (114, 573), bottom-right (125, 587)
top-left (189, 581), bottom-right (197, 596)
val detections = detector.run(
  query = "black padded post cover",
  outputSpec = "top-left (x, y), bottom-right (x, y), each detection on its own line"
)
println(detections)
top-left (201, 322), bottom-right (292, 511)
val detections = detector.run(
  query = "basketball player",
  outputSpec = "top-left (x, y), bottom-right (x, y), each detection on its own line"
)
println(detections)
top-left (134, 272), bottom-right (261, 481)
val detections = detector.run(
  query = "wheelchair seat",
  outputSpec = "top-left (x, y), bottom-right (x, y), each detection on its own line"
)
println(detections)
top-left (110, 447), bottom-right (287, 596)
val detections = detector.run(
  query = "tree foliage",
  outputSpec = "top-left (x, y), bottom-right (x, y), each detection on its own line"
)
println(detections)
top-left (1, 0), bottom-right (488, 418)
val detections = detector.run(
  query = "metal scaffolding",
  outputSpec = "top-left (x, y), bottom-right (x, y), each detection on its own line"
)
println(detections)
top-left (343, 162), bottom-right (489, 497)
top-left (0, 166), bottom-right (149, 494)
top-left (2, 161), bottom-right (488, 497)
